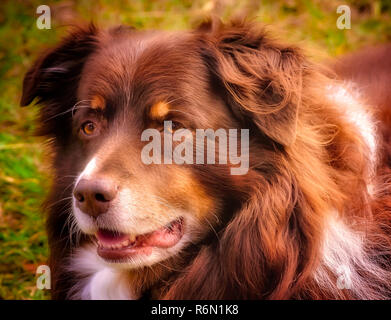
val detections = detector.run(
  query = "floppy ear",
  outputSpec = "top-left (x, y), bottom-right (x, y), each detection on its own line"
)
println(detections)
top-left (200, 20), bottom-right (304, 146)
top-left (21, 24), bottom-right (98, 138)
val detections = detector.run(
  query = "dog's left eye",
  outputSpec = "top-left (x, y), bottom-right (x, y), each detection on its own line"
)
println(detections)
top-left (163, 121), bottom-right (182, 134)
top-left (81, 121), bottom-right (97, 136)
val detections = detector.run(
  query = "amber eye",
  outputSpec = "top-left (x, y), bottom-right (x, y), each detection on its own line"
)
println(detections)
top-left (172, 121), bottom-right (180, 130)
top-left (81, 121), bottom-right (97, 136)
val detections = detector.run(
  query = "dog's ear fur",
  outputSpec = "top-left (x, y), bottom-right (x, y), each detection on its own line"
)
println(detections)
top-left (21, 24), bottom-right (98, 107)
top-left (20, 24), bottom-right (98, 140)
top-left (199, 19), bottom-right (304, 146)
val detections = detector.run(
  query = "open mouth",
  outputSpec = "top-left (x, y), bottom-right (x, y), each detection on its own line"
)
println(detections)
top-left (95, 217), bottom-right (184, 261)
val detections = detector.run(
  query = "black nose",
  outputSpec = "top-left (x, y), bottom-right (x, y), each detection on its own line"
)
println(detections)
top-left (73, 179), bottom-right (118, 217)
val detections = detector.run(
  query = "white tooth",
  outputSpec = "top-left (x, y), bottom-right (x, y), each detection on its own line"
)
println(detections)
top-left (121, 239), bottom-right (130, 247)
top-left (129, 235), bottom-right (136, 242)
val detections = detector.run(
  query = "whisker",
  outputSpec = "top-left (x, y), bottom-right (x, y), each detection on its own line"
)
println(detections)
top-left (43, 101), bottom-right (91, 123)
top-left (204, 216), bottom-right (220, 240)
top-left (167, 108), bottom-right (193, 117)
top-left (46, 196), bottom-right (73, 209)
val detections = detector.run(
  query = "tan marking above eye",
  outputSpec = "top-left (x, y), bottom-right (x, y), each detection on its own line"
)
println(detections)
top-left (150, 101), bottom-right (170, 120)
top-left (91, 95), bottom-right (106, 110)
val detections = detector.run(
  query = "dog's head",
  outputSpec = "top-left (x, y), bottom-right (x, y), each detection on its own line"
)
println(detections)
top-left (22, 20), bottom-right (307, 290)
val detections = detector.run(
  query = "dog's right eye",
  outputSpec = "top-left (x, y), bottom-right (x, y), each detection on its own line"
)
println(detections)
top-left (80, 121), bottom-right (97, 136)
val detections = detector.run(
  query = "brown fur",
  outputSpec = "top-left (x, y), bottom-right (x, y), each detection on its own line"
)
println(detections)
top-left (21, 19), bottom-right (391, 299)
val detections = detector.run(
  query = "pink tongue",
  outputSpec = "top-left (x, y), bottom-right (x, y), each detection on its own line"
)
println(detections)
top-left (96, 220), bottom-right (183, 249)
top-left (142, 225), bottom-right (182, 248)
top-left (96, 229), bottom-right (129, 245)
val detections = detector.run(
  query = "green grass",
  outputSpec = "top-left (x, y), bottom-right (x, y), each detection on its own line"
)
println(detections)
top-left (0, 0), bottom-right (390, 300)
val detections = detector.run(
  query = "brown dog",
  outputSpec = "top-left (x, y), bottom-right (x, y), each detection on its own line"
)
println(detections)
top-left (22, 19), bottom-right (391, 299)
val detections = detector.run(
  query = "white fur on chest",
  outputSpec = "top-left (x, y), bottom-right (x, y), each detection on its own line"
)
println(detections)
top-left (67, 245), bottom-right (137, 300)
top-left (326, 82), bottom-right (378, 172)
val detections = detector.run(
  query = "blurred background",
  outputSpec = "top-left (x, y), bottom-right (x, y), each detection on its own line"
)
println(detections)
top-left (0, 0), bottom-right (390, 300)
